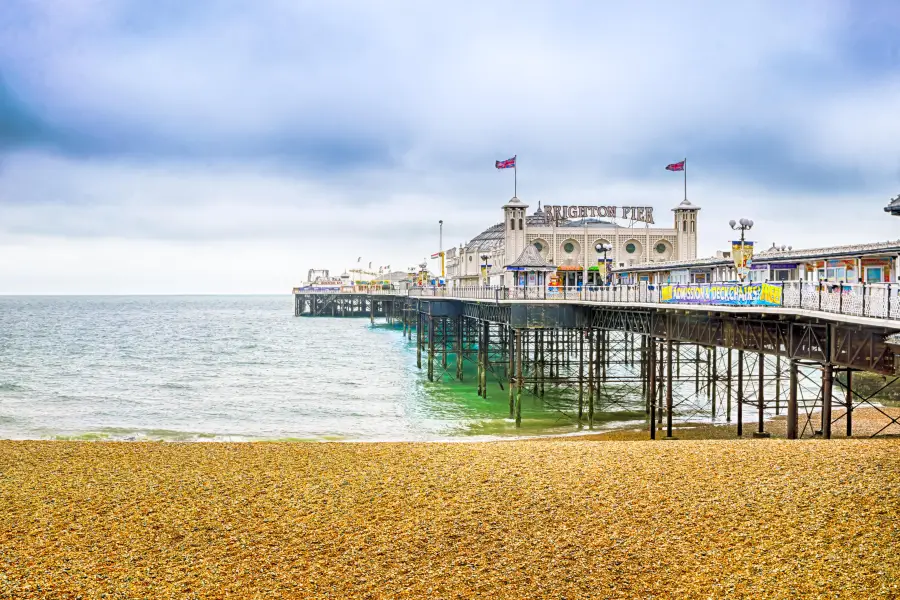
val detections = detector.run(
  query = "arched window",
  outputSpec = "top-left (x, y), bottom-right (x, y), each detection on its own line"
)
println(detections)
top-left (510, 219), bottom-right (515, 230)
top-left (682, 220), bottom-right (687, 232)
top-left (519, 218), bottom-right (523, 230)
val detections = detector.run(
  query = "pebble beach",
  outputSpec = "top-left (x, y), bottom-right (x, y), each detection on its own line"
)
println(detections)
top-left (2, 437), bottom-right (899, 599)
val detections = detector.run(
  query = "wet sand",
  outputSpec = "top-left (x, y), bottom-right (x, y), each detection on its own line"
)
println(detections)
top-left (2, 438), bottom-right (899, 598)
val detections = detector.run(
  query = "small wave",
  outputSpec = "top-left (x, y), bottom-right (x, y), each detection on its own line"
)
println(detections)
top-left (159, 382), bottom-right (193, 390)
top-left (0, 382), bottom-right (27, 392)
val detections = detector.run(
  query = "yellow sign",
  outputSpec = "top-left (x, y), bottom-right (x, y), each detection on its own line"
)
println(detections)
top-left (732, 240), bottom-right (755, 279)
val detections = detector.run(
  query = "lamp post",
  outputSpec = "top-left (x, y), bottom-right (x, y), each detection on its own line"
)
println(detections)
top-left (729, 218), bottom-right (754, 282)
top-left (480, 254), bottom-right (489, 287)
top-left (595, 243), bottom-right (612, 286)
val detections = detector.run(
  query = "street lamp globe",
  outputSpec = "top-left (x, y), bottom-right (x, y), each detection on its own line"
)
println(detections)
top-left (595, 243), bottom-right (603, 253)
top-left (729, 219), bottom-right (736, 228)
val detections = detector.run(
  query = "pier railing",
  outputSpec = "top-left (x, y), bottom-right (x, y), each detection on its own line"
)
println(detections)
top-left (296, 281), bottom-right (900, 323)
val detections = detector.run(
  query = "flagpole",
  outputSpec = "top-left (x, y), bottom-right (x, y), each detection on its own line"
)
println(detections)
top-left (514, 155), bottom-right (517, 197)
top-left (684, 157), bottom-right (687, 201)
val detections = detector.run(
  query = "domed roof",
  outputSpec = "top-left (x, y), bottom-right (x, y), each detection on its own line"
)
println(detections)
top-left (465, 214), bottom-right (548, 252)
top-left (672, 198), bottom-right (700, 211)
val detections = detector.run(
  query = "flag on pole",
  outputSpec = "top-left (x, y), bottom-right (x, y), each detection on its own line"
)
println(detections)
top-left (495, 156), bottom-right (516, 169)
top-left (430, 252), bottom-right (441, 259)
top-left (665, 160), bottom-right (685, 172)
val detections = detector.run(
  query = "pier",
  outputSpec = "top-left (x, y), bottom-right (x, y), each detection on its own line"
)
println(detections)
top-left (293, 282), bottom-right (900, 439)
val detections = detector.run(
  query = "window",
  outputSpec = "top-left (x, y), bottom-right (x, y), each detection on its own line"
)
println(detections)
top-left (519, 218), bottom-right (523, 230)
top-left (772, 269), bottom-right (791, 281)
top-left (825, 267), bottom-right (847, 280)
top-left (749, 269), bottom-right (767, 282)
top-left (655, 243), bottom-right (666, 254)
top-left (510, 219), bottom-right (515, 230)
top-left (682, 221), bottom-right (687, 232)
top-left (534, 241), bottom-right (544, 252)
top-left (866, 266), bottom-right (884, 282)
top-left (468, 256), bottom-right (472, 262)
top-left (564, 242), bottom-right (575, 253)
top-left (691, 221), bottom-right (695, 233)
top-left (626, 243), bottom-right (636, 254)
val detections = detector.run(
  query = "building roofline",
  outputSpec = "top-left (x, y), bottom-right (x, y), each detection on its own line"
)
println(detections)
top-left (613, 240), bottom-right (900, 274)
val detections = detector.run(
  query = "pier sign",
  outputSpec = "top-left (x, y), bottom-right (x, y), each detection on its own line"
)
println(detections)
top-left (660, 283), bottom-right (783, 306)
top-left (542, 205), bottom-right (655, 224)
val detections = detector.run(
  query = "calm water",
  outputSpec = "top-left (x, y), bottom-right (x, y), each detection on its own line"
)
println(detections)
top-left (0, 296), bottom-right (643, 442)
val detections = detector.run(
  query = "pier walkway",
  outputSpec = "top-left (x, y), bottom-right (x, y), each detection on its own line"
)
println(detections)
top-left (293, 282), bottom-right (900, 440)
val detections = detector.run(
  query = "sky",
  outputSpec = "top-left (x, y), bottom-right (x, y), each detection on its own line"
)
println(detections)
top-left (1, 0), bottom-right (899, 294)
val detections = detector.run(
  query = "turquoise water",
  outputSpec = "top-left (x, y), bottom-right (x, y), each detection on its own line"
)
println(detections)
top-left (0, 296), bottom-right (646, 441)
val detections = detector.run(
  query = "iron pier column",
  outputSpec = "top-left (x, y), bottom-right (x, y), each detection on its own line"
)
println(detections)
top-left (416, 311), bottom-right (422, 369)
top-left (666, 338), bottom-right (674, 438)
top-left (737, 349), bottom-right (744, 437)
top-left (578, 328), bottom-right (584, 424)
top-left (845, 370), bottom-right (853, 437)
top-left (482, 321), bottom-right (489, 399)
top-left (427, 316), bottom-right (435, 382)
top-left (648, 336), bottom-right (657, 439)
top-left (515, 329), bottom-right (523, 427)
top-left (508, 327), bottom-right (515, 419)
top-left (726, 349), bottom-right (733, 422)
top-left (822, 363), bottom-right (833, 439)
top-left (787, 359), bottom-right (799, 439)
top-left (758, 353), bottom-right (766, 436)
top-left (588, 329), bottom-right (595, 429)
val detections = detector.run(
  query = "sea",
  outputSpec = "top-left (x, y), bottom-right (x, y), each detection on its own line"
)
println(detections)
top-left (0, 295), bottom-right (646, 442)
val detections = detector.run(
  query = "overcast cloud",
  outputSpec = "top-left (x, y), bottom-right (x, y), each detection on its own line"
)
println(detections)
top-left (1, 0), bottom-right (899, 293)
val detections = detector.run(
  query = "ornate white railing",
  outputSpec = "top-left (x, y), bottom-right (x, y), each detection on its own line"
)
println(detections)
top-left (294, 281), bottom-right (900, 323)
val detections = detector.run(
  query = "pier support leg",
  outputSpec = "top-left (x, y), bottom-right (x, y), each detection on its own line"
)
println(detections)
top-left (756, 353), bottom-right (769, 438)
top-left (588, 329), bottom-right (595, 429)
top-left (787, 359), bottom-right (799, 439)
top-left (578, 329), bottom-right (584, 424)
top-left (846, 370), bottom-right (853, 437)
top-left (416, 312), bottom-right (422, 370)
top-left (508, 328), bottom-right (515, 419)
top-left (726, 348), bottom-right (733, 422)
top-left (427, 317), bottom-right (435, 382)
top-left (649, 336), bottom-right (657, 439)
top-left (775, 355), bottom-right (782, 415)
top-left (482, 321), bottom-right (489, 399)
top-left (711, 348), bottom-right (718, 420)
top-left (456, 318), bottom-right (463, 381)
top-left (657, 340), bottom-right (664, 428)
top-left (822, 363), bottom-right (833, 439)
top-left (695, 344), bottom-right (700, 395)
top-left (442, 318), bottom-right (448, 371)
top-left (515, 330), bottom-right (523, 427)
top-left (477, 322), bottom-right (484, 397)
top-left (666, 338), bottom-right (674, 438)
top-left (737, 349), bottom-right (744, 437)
top-left (641, 335), bottom-right (647, 411)
top-left (539, 330), bottom-right (545, 398)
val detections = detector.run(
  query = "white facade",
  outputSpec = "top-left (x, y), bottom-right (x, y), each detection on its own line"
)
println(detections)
top-left (446, 196), bottom-right (700, 287)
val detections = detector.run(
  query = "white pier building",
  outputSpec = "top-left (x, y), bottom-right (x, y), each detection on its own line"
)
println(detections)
top-left (445, 196), bottom-right (699, 288)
